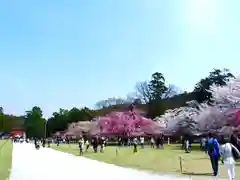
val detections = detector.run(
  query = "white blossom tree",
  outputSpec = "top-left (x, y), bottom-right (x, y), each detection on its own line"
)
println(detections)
top-left (159, 101), bottom-right (199, 135)
top-left (157, 76), bottom-right (240, 136)
top-left (194, 75), bottom-right (240, 134)
top-left (195, 103), bottom-right (229, 132)
top-left (210, 75), bottom-right (240, 108)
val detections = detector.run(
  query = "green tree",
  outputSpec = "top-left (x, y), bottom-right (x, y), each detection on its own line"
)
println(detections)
top-left (148, 72), bottom-right (168, 100)
top-left (46, 107), bottom-right (93, 137)
top-left (147, 99), bottom-right (166, 118)
top-left (194, 68), bottom-right (234, 103)
top-left (46, 108), bottom-right (69, 136)
top-left (144, 72), bottom-right (168, 118)
top-left (24, 106), bottom-right (46, 138)
top-left (0, 106), bottom-right (24, 133)
top-left (68, 107), bottom-right (83, 123)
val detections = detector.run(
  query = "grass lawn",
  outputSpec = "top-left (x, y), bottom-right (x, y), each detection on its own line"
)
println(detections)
top-left (52, 144), bottom-right (240, 179)
top-left (0, 140), bottom-right (13, 180)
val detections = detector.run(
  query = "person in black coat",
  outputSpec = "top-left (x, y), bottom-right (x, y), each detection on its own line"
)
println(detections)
top-left (92, 137), bottom-right (98, 153)
top-left (230, 133), bottom-right (240, 159)
top-left (47, 138), bottom-right (51, 147)
top-left (34, 138), bottom-right (37, 147)
top-left (42, 138), bottom-right (46, 147)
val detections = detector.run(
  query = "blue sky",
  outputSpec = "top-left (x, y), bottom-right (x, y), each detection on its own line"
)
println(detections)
top-left (0, 0), bottom-right (239, 118)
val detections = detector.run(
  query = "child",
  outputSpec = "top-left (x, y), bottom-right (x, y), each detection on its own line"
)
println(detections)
top-left (79, 138), bottom-right (84, 156)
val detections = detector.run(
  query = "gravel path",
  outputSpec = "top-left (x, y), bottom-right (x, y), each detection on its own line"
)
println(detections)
top-left (9, 143), bottom-right (216, 180)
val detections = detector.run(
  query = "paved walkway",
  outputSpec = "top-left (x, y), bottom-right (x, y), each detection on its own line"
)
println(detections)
top-left (9, 143), bottom-right (216, 180)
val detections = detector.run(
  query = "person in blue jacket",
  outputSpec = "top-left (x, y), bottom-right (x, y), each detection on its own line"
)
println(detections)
top-left (206, 133), bottom-right (220, 177)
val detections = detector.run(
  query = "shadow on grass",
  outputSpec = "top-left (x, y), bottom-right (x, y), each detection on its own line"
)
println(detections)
top-left (182, 172), bottom-right (212, 176)
top-left (234, 163), bottom-right (240, 166)
top-left (170, 145), bottom-right (204, 151)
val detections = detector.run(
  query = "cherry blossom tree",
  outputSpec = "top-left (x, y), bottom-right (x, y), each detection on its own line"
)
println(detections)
top-left (202, 75), bottom-right (240, 126)
top-left (158, 101), bottom-right (199, 135)
top-left (63, 76), bottom-right (240, 137)
top-left (62, 106), bottom-right (163, 137)
top-left (209, 75), bottom-right (240, 107)
top-left (193, 75), bottom-right (240, 134)
top-left (153, 117), bottom-right (167, 128)
top-left (65, 121), bottom-right (97, 136)
top-left (96, 108), bottom-right (163, 136)
top-left (194, 103), bottom-right (230, 132)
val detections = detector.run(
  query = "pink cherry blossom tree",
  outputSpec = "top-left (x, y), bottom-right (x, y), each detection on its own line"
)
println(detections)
top-left (97, 108), bottom-right (163, 136)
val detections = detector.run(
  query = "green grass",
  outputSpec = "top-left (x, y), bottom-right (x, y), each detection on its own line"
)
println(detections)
top-left (52, 144), bottom-right (240, 179)
top-left (0, 140), bottom-right (13, 180)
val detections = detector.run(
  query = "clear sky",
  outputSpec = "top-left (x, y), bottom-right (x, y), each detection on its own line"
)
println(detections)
top-left (0, 0), bottom-right (239, 118)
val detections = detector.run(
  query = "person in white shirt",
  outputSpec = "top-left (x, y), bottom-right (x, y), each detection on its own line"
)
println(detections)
top-left (201, 138), bottom-right (206, 151)
top-left (185, 140), bottom-right (190, 153)
top-left (85, 140), bottom-right (90, 152)
top-left (220, 140), bottom-right (240, 180)
top-left (100, 137), bottom-right (105, 153)
top-left (140, 137), bottom-right (144, 149)
top-left (150, 137), bottom-right (155, 148)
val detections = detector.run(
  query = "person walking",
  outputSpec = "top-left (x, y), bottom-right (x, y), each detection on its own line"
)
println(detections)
top-left (185, 139), bottom-right (190, 153)
top-left (140, 136), bottom-right (144, 149)
top-left (100, 137), bottom-right (105, 153)
top-left (230, 133), bottom-right (240, 159)
top-left (220, 140), bottom-right (240, 180)
top-left (42, 138), bottom-right (46, 148)
top-left (150, 137), bottom-right (155, 148)
top-left (47, 138), bottom-right (51, 147)
top-left (159, 134), bottom-right (164, 149)
top-left (206, 133), bottom-right (220, 177)
top-left (201, 137), bottom-right (206, 151)
top-left (78, 138), bottom-right (84, 156)
top-left (133, 137), bottom-right (138, 153)
top-left (85, 139), bottom-right (90, 152)
top-left (92, 137), bottom-right (98, 153)
top-left (127, 137), bottom-right (131, 147)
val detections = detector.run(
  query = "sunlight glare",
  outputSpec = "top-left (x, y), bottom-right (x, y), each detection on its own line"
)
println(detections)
top-left (188, 0), bottom-right (220, 32)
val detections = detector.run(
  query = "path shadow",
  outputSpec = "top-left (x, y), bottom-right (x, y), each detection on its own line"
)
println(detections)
top-left (182, 172), bottom-right (212, 176)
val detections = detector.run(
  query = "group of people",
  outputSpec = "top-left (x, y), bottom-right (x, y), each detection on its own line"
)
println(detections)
top-left (117, 135), bottom-right (165, 153)
top-left (78, 136), bottom-right (106, 155)
top-left (150, 135), bottom-right (165, 149)
top-left (205, 132), bottom-right (240, 180)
